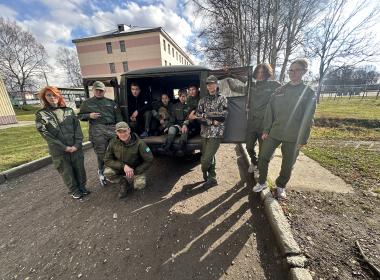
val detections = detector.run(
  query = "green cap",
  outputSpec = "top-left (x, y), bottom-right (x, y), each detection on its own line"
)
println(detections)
top-left (93, 81), bottom-right (106, 91)
top-left (206, 75), bottom-right (218, 84)
top-left (115, 121), bottom-right (130, 131)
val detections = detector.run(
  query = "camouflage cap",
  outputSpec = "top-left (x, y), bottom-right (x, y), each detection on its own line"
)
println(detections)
top-left (115, 121), bottom-right (130, 131)
top-left (206, 75), bottom-right (218, 84)
top-left (93, 81), bottom-right (106, 91)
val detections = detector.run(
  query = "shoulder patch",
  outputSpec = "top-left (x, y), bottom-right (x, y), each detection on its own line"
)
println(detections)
top-left (145, 146), bottom-right (151, 153)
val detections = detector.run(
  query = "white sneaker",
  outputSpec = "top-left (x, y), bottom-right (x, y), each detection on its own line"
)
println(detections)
top-left (248, 163), bottom-right (255, 173)
top-left (253, 182), bottom-right (267, 192)
top-left (276, 187), bottom-right (287, 199)
top-left (98, 170), bottom-right (107, 186)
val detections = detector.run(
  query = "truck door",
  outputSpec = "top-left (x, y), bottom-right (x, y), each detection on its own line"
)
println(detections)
top-left (208, 66), bottom-right (252, 143)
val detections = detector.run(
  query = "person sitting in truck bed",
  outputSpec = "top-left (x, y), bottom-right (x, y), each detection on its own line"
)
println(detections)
top-left (186, 84), bottom-right (201, 138)
top-left (151, 93), bottom-right (173, 136)
top-left (127, 82), bottom-right (152, 138)
top-left (160, 89), bottom-right (190, 155)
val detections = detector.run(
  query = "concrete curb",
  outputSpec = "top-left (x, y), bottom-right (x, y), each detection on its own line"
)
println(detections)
top-left (0, 141), bottom-right (92, 185)
top-left (238, 144), bottom-right (312, 280)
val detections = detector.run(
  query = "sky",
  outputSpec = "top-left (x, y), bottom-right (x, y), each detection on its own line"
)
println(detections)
top-left (0, 0), bottom-right (203, 86)
top-left (1, 0), bottom-right (379, 86)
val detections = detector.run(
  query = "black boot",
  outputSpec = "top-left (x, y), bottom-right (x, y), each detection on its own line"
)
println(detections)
top-left (118, 182), bottom-right (128, 199)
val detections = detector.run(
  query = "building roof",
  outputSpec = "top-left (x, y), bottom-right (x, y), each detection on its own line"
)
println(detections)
top-left (72, 26), bottom-right (161, 43)
top-left (121, 65), bottom-right (209, 76)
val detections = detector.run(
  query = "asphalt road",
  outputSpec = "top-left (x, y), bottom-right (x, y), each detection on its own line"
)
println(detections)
top-left (0, 144), bottom-right (285, 280)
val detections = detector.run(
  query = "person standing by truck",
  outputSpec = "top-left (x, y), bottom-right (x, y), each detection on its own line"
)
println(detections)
top-left (78, 81), bottom-right (123, 186)
top-left (36, 86), bottom-right (89, 199)
top-left (227, 64), bottom-right (281, 174)
top-left (193, 75), bottom-right (228, 188)
top-left (254, 58), bottom-right (316, 199)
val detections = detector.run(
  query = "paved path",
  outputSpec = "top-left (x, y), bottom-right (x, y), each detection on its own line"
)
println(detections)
top-left (0, 145), bottom-right (284, 280)
top-left (0, 121), bottom-right (34, 130)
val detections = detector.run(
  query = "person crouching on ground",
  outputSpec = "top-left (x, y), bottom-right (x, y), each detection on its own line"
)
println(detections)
top-left (35, 86), bottom-right (89, 200)
top-left (103, 122), bottom-right (154, 198)
top-left (254, 58), bottom-right (316, 199)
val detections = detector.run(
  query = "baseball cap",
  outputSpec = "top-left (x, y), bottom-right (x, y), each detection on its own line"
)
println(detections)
top-left (115, 121), bottom-right (130, 131)
top-left (206, 75), bottom-right (218, 84)
top-left (93, 81), bottom-right (106, 91)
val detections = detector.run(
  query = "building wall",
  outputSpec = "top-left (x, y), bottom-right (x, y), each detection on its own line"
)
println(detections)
top-left (76, 32), bottom-right (163, 79)
top-left (75, 30), bottom-right (194, 82)
top-left (159, 34), bottom-right (193, 67)
top-left (0, 78), bottom-right (17, 125)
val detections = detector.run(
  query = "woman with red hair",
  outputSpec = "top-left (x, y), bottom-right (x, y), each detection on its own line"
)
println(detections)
top-left (35, 86), bottom-right (89, 199)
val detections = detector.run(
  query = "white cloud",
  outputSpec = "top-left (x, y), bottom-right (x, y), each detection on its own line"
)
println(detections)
top-left (0, 4), bottom-right (18, 19)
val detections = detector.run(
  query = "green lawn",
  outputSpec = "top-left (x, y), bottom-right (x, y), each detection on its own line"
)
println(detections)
top-left (0, 122), bottom-right (89, 172)
top-left (302, 126), bottom-right (380, 192)
top-left (316, 96), bottom-right (380, 120)
top-left (14, 105), bottom-right (41, 122)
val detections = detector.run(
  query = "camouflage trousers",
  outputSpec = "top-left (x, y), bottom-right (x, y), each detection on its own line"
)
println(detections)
top-left (52, 150), bottom-right (87, 193)
top-left (201, 137), bottom-right (221, 179)
top-left (89, 124), bottom-right (116, 171)
top-left (103, 166), bottom-right (147, 190)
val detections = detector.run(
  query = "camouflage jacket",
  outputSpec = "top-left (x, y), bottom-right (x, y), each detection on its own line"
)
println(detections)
top-left (78, 97), bottom-right (123, 126)
top-left (196, 92), bottom-right (228, 138)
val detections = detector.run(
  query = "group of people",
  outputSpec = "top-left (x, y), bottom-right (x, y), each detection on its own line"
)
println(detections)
top-left (228, 58), bottom-right (316, 199)
top-left (35, 58), bottom-right (316, 200)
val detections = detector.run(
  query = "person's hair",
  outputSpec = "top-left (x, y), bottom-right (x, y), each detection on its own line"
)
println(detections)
top-left (130, 82), bottom-right (140, 88)
top-left (38, 86), bottom-right (66, 108)
top-left (253, 63), bottom-right (273, 80)
top-left (178, 88), bottom-right (187, 96)
top-left (188, 84), bottom-right (198, 90)
top-left (161, 93), bottom-right (169, 98)
top-left (291, 58), bottom-right (308, 71)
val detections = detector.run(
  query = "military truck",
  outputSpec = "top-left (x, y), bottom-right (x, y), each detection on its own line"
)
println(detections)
top-left (82, 65), bottom-right (251, 155)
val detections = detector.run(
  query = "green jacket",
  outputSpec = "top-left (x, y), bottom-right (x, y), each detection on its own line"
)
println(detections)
top-left (228, 79), bottom-right (280, 132)
top-left (263, 82), bottom-right (316, 144)
top-left (78, 96), bottom-right (123, 125)
top-left (186, 95), bottom-right (200, 112)
top-left (104, 133), bottom-right (153, 175)
top-left (170, 101), bottom-right (191, 127)
top-left (35, 106), bottom-right (83, 156)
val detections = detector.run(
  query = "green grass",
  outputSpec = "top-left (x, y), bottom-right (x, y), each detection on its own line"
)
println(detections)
top-left (316, 96), bottom-right (380, 120)
top-left (0, 122), bottom-right (89, 172)
top-left (14, 105), bottom-right (41, 122)
top-left (302, 126), bottom-right (380, 191)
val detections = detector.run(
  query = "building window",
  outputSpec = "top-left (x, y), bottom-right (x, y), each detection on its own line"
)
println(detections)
top-left (109, 63), bottom-right (116, 73)
top-left (163, 39), bottom-right (166, 51)
top-left (106, 42), bottom-right (112, 54)
top-left (169, 62), bottom-right (171, 66)
top-left (172, 47), bottom-right (174, 57)
top-left (123, 61), bottom-right (128, 72)
top-left (176, 51), bottom-right (178, 60)
top-left (165, 60), bottom-right (167, 66)
top-left (167, 43), bottom-right (170, 53)
top-left (119, 41), bottom-right (126, 52)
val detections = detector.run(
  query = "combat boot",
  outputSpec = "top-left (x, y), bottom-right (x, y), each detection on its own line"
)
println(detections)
top-left (202, 171), bottom-right (208, 182)
top-left (202, 177), bottom-right (218, 189)
top-left (118, 182), bottom-right (128, 199)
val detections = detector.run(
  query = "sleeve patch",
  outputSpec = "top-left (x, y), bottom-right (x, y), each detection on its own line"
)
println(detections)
top-left (145, 147), bottom-right (151, 153)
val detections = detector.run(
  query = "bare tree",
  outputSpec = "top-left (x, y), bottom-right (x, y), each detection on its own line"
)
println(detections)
top-left (56, 46), bottom-right (83, 87)
top-left (0, 17), bottom-right (49, 97)
top-left (305, 0), bottom-right (380, 100)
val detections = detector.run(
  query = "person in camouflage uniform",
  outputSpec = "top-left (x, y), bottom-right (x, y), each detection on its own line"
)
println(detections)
top-left (186, 84), bottom-right (201, 137)
top-left (193, 75), bottom-right (228, 188)
top-left (254, 59), bottom-right (316, 199)
top-left (103, 122), bottom-right (154, 198)
top-left (35, 86), bottom-right (89, 199)
top-left (78, 81), bottom-right (123, 186)
top-left (160, 89), bottom-right (190, 154)
top-left (151, 93), bottom-right (173, 135)
top-left (227, 63), bottom-right (281, 174)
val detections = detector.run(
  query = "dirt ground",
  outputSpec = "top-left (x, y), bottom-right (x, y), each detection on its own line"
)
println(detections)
top-left (283, 190), bottom-right (380, 280)
top-left (0, 144), bottom-right (285, 280)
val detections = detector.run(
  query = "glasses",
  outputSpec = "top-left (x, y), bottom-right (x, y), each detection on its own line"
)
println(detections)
top-left (287, 69), bottom-right (305, 73)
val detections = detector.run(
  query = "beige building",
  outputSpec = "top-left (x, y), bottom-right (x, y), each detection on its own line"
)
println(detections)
top-left (0, 77), bottom-right (17, 125)
top-left (72, 25), bottom-right (194, 82)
